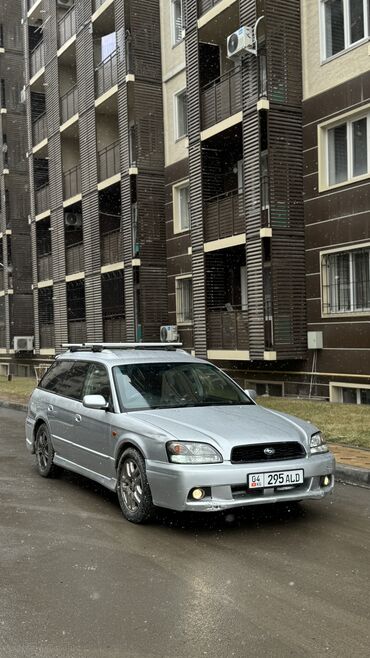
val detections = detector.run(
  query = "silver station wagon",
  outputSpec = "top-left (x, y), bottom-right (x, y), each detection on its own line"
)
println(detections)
top-left (26, 344), bottom-right (335, 523)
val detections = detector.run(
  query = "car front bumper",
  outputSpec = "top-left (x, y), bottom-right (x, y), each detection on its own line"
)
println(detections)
top-left (146, 453), bottom-right (335, 512)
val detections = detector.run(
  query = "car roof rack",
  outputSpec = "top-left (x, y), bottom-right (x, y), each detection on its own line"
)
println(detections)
top-left (61, 342), bottom-right (183, 353)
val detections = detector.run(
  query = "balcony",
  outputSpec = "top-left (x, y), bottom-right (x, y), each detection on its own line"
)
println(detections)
top-left (39, 323), bottom-right (54, 348)
top-left (58, 6), bottom-right (76, 48)
top-left (103, 315), bottom-right (126, 342)
top-left (66, 242), bottom-right (84, 275)
top-left (95, 51), bottom-right (117, 98)
top-left (38, 253), bottom-right (52, 281)
top-left (207, 305), bottom-right (248, 351)
top-left (32, 112), bottom-right (47, 146)
top-left (101, 229), bottom-right (121, 266)
top-left (68, 319), bottom-right (86, 342)
top-left (201, 67), bottom-right (241, 131)
top-left (35, 183), bottom-right (50, 215)
top-left (63, 165), bottom-right (81, 200)
top-left (60, 85), bottom-right (78, 124)
top-left (98, 140), bottom-right (120, 182)
top-left (30, 42), bottom-right (44, 77)
top-left (204, 190), bottom-right (244, 243)
top-left (198, 0), bottom-right (222, 16)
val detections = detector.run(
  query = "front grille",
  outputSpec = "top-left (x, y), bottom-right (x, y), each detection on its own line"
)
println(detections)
top-left (231, 442), bottom-right (306, 464)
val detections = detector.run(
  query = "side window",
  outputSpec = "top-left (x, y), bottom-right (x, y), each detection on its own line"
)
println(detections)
top-left (84, 363), bottom-right (112, 403)
top-left (39, 361), bottom-right (74, 394)
top-left (61, 362), bottom-right (90, 401)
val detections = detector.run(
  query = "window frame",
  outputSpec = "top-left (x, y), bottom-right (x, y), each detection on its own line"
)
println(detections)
top-left (329, 381), bottom-right (370, 403)
top-left (171, 0), bottom-right (184, 47)
top-left (320, 242), bottom-right (370, 316)
top-left (172, 179), bottom-right (190, 234)
top-left (174, 88), bottom-right (187, 141)
top-left (175, 274), bottom-right (193, 325)
top-left (318, 104), bottom-right (370, 191)
top-left (320, 0), bottom-right (369, 62)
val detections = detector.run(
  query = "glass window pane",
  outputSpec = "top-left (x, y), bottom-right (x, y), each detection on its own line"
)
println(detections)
top-left (360, 388), bottom-right (370, 404)
top-left (177, 91), bottom-right (187, 138)
top-left (62, 362), bottom-right (90, 400)
top-left (342, 387), bottom-right (357, 404)
top-left (179, 186), bottom-right (190, 230)
top-left (84, 364), bottom-right (112, 401)
top-left (177, 278), bottom-right (192, 323)
top-left (328, 123), bottom-right (348, 185)
top-left (40, 361), bottom-right (74, 394)
top-left (352, 117), bottom-right (367, 177)
top-left (173, 0), bottom-right (183, 44)
top-left (101, 32), bottom-right (116, 60)
top-left (353, 249), bottom-right (370, 309)
top-left (350, 0), bottom-right (365, 43)
top-left (325, 0), bottom-right (345, 57)
top-left (329, 252), bottom-right (350, 311)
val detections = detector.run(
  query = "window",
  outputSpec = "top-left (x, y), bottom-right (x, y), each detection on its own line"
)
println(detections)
top-left (330, 383), bottom-right (370, 403)
top-left (175, 90), bottom-right (187, 140)
top-left (176, 276), bottom-right (192, 324)
top-left (172, 0), bottom-right (184, 45)
top-left (322, 246), bottom-right (370, 313)
top-left (84, 363), bottom-right (112, 403)
top-left (173, 181), bottom-right (190, 232)
top-left (62, 362), bottom-right (90, 400)
top-left (322, 0), bottom-right (368, 59)
top-left (39, 360), bottom-right (73, 394)
top-left (101, 32), bottom-right (116, 60)
top-left (325, 112), bottom-right (369, 186)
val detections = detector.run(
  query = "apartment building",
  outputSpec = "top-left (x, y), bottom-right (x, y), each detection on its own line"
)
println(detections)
top-left (301, 0), bottom-right (370, 403)
top-left (162, 0), bottom-right (307, 393)
top-left (0, 1), bottom-right (32, 370)
top-left (24, 0), bottom-right (167, 355)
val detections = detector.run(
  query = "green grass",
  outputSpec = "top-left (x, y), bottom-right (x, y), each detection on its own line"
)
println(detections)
top-left (258, 397), bottom-right (370, 450)
top-left (0, 376), bottom-right (35, 404)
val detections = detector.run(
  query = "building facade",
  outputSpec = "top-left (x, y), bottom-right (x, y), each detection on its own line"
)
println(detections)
top-left (301, 0), bottom-right (370, 403)
top-left (24, 0), bottom-right (167, 358)
top-left (0, 0), bottom-right (32, 372)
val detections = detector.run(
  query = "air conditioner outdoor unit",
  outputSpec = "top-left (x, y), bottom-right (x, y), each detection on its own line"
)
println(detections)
top-left (57, 0), bottom-right (74, 8)
top-left (227, 26), bottom-right (254, 59)
top-left (160, 325), bottom-right (178, 343)
top-left (14, 336), bottom-right (34, 352)
top-left (65, 212), bottom-right (82, 228)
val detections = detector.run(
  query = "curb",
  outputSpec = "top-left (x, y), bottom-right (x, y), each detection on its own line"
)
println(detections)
top-left (335, 464), bottom-right (370, 488)
top-left (1, 399), bottom-right (370, 488)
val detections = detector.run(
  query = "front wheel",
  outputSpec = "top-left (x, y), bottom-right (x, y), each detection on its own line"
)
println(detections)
top-left (117, 448), bottom-right (154, 524)
top-left (35, 423), bottom-right (57, 478)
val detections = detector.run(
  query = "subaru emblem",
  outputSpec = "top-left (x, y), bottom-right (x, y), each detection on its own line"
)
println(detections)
top-left (264, 447), bottom-right (275, 456)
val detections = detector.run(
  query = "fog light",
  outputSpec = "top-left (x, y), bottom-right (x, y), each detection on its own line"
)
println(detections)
top-left (192, 488), bottom-right (205, 500)
top-left (320, 475), bottom-right (331, 487)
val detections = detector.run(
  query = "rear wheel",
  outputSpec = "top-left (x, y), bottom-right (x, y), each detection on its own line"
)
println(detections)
top-left (117, 448), bottom-right (154, 524)
top-left (35, 423), bottom-right (57, 478)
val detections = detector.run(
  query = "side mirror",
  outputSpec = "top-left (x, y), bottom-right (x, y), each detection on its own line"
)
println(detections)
top-left (83, 394), bottom-right (109, 410)
top-left (245, 389), bottom-right (257, 402)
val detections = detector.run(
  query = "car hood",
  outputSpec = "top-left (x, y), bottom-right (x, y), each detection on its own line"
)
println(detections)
top-left (130, 405), bottom-right (317, 456)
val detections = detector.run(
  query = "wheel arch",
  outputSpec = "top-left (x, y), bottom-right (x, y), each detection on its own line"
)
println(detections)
top-left (115, 437), bottom-right (146, 470)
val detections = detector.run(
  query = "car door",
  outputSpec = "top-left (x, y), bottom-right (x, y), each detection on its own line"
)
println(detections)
top-left (55, 360), bottom-right (91, 465)
top-left (70, 362), bottom-right (114, 479)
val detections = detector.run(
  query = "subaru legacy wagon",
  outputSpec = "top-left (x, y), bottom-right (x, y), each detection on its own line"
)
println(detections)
top-left (26, 344), bottom-right (335, 523)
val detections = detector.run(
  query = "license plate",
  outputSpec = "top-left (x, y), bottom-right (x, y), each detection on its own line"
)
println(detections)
top-left (248, 470), bottom-right (304, 489)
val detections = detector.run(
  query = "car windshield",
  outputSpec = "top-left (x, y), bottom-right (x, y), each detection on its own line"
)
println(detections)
top-left (113, 362), bottom-right (253, 412)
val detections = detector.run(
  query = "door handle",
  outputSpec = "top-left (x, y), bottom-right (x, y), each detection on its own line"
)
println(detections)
top-left (75, 414), bottom-right (82, 423)
top-left (47, 405), bottom-right (54, 412)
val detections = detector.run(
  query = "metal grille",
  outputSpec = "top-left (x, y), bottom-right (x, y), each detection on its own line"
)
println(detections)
top-left (231, 442), bottom-right (306, 464)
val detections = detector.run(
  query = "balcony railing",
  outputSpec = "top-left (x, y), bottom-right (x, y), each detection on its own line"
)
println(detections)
top-left (60, 85), bottom-right (78, 124)
top-left (32, 112), bottom-right (47, 146)
top-left (103, 315), bottom-right (126, 342)
top-left (129, 126), bottom-right (137, 167)
top-left (95, 51), bottom-right (117, 98)
top-left (198, 0), bottom-right (222, 16)
top-left (204, 189), bottom-right (244, 242)
top-left (66, 242), bottom-right (84, 275)
top-left (39, 323), bottom-right (54, 348)
top-left (68, 319), bottom-right (87, 343)
top-left (98, 140), bottom-right (120, 182)
top-left (201, 67), bottom-right (241, 131)
top-left (207, 305), bottom-right (249, 351)
top-left (38, 253), bottom-right (52, 281)
top-left (101, 229), bottom-right (121, 266)
top-left (30, 42), bottom-right (44, 77)
top-left (35, 183), bottom-right (50, 215)
top-left (58, 6), bottom-right (76, 48)
top-left (63, 165), bottom-right (81, 200)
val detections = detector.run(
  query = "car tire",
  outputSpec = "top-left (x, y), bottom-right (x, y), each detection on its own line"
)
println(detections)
top-left (117, 447), bottom-right (154, 524)
top-left (35, 423), bottom-right (57, 478)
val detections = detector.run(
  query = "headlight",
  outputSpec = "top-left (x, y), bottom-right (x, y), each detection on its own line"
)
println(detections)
top-left (166, 441), bottom-right (223, 464)
top-left (309, 432), bottom-right (328, 455)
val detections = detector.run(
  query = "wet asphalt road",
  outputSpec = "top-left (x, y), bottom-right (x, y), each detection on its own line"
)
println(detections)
top-left (0, 408), bottom-right (369, 658)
